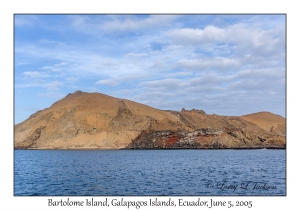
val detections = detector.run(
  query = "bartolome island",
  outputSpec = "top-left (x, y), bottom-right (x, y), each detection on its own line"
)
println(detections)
top-left (14, 90), bottom-right (286, 150)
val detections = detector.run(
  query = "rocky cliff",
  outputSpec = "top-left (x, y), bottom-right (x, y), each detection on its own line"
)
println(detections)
top-left (14, 90), bottom-right (286, 149)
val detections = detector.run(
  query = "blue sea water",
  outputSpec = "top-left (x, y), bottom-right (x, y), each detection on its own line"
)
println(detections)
top-left (14, 149), bottom-right (286, 196)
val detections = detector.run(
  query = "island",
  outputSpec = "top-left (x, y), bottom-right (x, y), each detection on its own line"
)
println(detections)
top-left (14, 90), bottom-right (286, 150)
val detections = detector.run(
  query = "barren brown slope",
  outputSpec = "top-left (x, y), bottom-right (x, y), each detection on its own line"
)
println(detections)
top-left (14, 90), bottom-right (190, 149)
top-left (14, 90), bottom-right (286, 149)
top-left (240, 112), bottom-right (286, 136)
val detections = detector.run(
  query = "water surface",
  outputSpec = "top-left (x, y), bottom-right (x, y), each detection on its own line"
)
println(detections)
top-left (14, 149), bottom-right (286, 196)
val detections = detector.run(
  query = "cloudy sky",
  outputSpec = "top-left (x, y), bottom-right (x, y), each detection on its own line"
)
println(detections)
top-left (14, 14), bottom-right (286, 124)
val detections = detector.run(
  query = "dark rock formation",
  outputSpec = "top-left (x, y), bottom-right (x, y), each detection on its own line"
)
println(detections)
top-left (126, 126), bottom-right (285, 149)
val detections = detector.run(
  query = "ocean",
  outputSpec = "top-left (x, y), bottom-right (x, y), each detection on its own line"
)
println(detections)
top-left (14, 149), bottom-right (286, 196)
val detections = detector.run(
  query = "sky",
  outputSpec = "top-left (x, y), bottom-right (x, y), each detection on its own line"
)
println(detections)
top-left (14, 14), bottom-right (286, 124)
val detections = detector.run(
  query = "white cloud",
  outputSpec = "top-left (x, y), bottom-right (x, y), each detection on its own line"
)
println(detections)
top-left (165, 71), bottom-right (193, 77)
top-left (141, 78), bottom-right (182, 90)
top-left (124, 53), bottom-right (147, 58)
top-left (96, 79), bottom-right (120, 86)
top-left (130, 65), bottom-right (285, 116)
top-left (176, 57), bottom-right (240, 71)
top-left (23, 71), bottom-right (49, 78)
top-left (169, 26), bottom-right (226, 45)
top-left (167, 23), bottom-right (285, 56)
top-left (67, 15), bottom-right (178, 35)
top-left (101, 15), bottom-right (178, 32)
top-left (41, 62), bottom-right (68, 72)
top-left (227, 69), bottom-right (285, 91)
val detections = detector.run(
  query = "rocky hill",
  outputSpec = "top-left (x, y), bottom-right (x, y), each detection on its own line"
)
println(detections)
top-left (14, 90), bottom-right (286, 149)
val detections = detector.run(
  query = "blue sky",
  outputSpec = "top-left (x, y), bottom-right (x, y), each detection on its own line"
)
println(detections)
top-left (14, 14), bottom-right (286, 124)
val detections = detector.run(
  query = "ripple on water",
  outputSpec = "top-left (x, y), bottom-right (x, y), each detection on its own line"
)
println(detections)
top-left (14, 149), bottom-right (286, 196)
